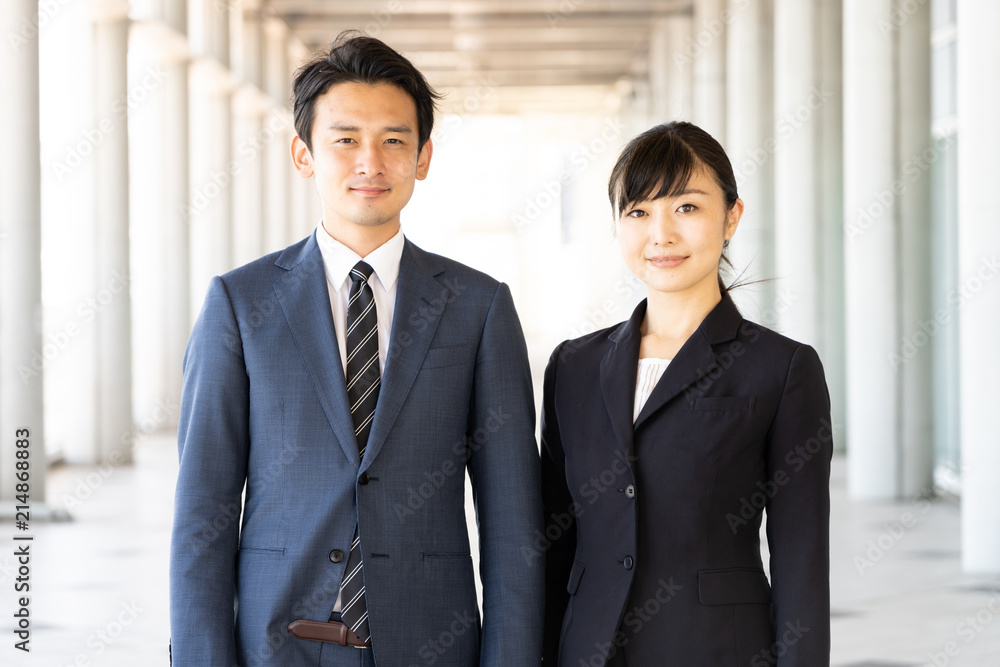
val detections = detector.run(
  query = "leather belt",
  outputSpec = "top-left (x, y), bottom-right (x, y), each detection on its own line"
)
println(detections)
top-left (287, 619), bottom-right (371, 648)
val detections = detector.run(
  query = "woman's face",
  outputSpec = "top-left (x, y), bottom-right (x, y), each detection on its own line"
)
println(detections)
top-left (616, 166), bottom-right (742, 299)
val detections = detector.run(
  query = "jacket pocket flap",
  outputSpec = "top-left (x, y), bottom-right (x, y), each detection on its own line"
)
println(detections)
top-left (421, 343), bottom-right (472, 369)
top-left (698, 568), bottom-right (771, 605)
top-left (567, 560), bottom-right (586, 595)
top-left (694, 396), bottom-right (754, 412)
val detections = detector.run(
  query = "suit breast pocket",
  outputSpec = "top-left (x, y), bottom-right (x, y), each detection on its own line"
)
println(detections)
top-left (694, 396), bottom-right (755, 413)
top-left (421, 343), bottom-right (472, 370)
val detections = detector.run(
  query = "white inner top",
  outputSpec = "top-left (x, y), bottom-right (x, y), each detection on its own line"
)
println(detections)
top-left (634, 357), bottom-right (671, 423)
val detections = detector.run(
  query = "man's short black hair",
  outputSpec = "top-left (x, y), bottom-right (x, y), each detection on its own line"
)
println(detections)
top-left (292, 31), bottom-right (441, 153)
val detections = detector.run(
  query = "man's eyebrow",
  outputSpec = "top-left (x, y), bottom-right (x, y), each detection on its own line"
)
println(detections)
top-left (325, 124), bottom-right (413, 133)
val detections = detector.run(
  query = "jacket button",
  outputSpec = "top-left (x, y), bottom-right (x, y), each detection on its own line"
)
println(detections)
top-left (358, 472), bottom-right (370, 485)
top-left (623, 556), bottom-right (634, 570)
top-left (624, 484), bottom-right (635, 499)
top-left (329, 549), bottom-right (344, 563)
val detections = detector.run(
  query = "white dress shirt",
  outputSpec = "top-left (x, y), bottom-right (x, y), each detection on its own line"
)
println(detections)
top-left (633, 357), bottom-right (671, 423)
top-left (315, 222), bottom-right (404, 378)
top-left (315, 222), bottom-right (403, 613)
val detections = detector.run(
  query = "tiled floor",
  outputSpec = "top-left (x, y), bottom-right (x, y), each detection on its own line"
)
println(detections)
top-left (5, 432), bottom-right (1000, 666)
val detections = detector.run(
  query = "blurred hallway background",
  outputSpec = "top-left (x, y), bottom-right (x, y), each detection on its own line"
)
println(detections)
top-left (1, 0), bottom-right (998, 664)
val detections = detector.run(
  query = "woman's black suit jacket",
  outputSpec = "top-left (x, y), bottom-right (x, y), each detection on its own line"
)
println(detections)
top-left (541, 294), bottom-right (832, 666)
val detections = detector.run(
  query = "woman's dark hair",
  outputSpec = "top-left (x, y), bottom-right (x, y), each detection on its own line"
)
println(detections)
top-left (291, 31), bottom-right (442, 153)
top-left (608, 121), bottom-right (743, 292)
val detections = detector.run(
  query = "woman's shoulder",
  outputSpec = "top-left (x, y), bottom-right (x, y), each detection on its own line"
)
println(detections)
top-left (548, 319), bottom-right (628, 369)
top-left (733, 317), bottom-right (826, 374)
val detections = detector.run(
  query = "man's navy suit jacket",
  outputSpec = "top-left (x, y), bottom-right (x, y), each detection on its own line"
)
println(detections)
top-left (170, 232), bottom-right (544, 666)
top-left (541, 294), bottom-right (832, 666)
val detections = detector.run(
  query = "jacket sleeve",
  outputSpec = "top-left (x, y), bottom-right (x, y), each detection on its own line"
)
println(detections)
top-left (169, 276), bottom-right (249, 667)
top-left (764, 344), bottom-right (833, 666)
top-left (467, 282), bottom-right (545, 666)
top-left (540, 342), bottom-right (576, 664)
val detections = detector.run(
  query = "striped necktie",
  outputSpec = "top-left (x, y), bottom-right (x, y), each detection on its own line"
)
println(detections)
top-left (339, 260), bottom-right (380, 644)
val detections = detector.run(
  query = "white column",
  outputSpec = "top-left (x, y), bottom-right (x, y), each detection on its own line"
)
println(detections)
top-left (162, 44), bottom-right (191, 426)
top-left (844, 0), bottom-right (933, 499)
top-left (773, 0), bottom-right (821, 345)
top-left (230, 3), bottom-right (265, 267)
top-left (650, 14), bottom-right (694, 122)
top-left (0, 0), bottom-right (47, 502)
top-left (844, 0), bottom-right (899, 499)
top-left (188, 0), bottom-right (233, 316)
top-left (897, 1), bottom-right (933, 495)
top-left (128, 0), bottom-right (190, 432)
top-left (724, 0), bottom-right (773, 324)
top-left (957, 0), bottom-right (1000, 573)
top-left (263, 18), bottom-right (291, 253)
top-left (231, 89), bottom-right (265, 267)
top-left (93, 3), bottom-right (134, 464)
top-left (287, 39), bottom-right (311, 240)
top-left (692, 0), bottom-right (727, 143)
top-left (818, 0), bottom-right (846, 452)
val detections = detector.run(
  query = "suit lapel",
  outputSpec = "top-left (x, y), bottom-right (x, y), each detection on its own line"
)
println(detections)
top-left (273, 233), bottom-right (362, 469)
top-left (600, 302), bottom-right (644, 463)
top-left (633, 292), bottom-right (744, 430)
top-left (361, 240), bottom-right (448, 471)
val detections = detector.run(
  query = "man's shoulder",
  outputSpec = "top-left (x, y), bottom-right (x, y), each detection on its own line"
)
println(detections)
top-left (403, 240), bottom-right (503, 293)
top-left (218, 234), bottom-right (315, 288)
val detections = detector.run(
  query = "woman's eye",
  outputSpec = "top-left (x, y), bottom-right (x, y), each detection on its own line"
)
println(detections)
top-left (626, 209), bottom-right (646, 218)
top-left (677, 203), bottom-right (696, 213)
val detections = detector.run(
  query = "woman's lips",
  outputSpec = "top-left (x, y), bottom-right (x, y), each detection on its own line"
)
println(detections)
top-left (647, 255), bottom-right (687, 268)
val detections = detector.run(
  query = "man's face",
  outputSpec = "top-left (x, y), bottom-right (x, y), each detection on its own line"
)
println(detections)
top-left (293, 81), bottom-right (432, 240)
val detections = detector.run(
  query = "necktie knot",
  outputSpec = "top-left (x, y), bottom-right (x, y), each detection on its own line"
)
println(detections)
top-left (350, 261), bottom-right (374, 285)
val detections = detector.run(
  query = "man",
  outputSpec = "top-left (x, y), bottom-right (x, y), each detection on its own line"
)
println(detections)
top-left (170, 33), bottom-right (544, 667)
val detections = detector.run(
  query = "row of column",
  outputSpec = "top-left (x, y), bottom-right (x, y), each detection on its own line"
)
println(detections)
top-left (645, 0), bottom-right (998, 572)
top-left (0, 0), bottom-right (46, 503)
top-left (0, 0), bottom-right (318, 505)
top-left (956, 0), bottom-right (1000, 574)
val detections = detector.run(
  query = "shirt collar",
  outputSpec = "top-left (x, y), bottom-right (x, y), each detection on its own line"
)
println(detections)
top-left (315, 221), bottom-right (405, 293)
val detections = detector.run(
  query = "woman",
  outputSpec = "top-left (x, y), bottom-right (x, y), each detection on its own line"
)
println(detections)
top-left (541, 121), bottom-right (832, 666)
